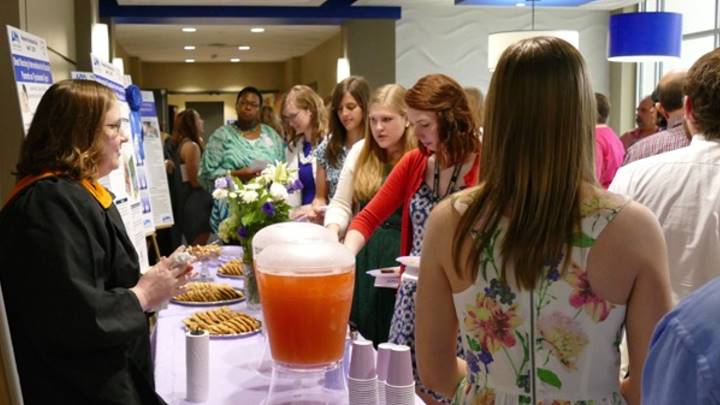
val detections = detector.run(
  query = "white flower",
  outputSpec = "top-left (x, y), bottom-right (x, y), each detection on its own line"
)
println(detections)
top-left (212, 188), bottom-right (228, 201)
top-left (244, 182), bottom-right (262, 191)
top-left (228, 191), bottom-right (238, 199)
top-left (242, 190), bottom-right (259, 203)
top-left (269, 182), bottom-right (289, 202)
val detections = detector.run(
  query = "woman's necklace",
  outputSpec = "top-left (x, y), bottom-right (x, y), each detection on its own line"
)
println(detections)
top-left (431, 161), bottom-right (462, 204)
top-left (298, 139), bottom-right (314, 165)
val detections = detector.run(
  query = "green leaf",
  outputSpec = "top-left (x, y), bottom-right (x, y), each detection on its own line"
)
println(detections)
top-left (537, 368), bottom-right (562, 389)
top-left (467, 336), bottom-right (482, 352)
top-left (571, 232), bottom-right (595, 248)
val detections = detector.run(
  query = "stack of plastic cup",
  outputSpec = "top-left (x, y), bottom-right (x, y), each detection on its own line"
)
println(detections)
top-left (375, 343), bottom-right (395, 405)
top-left (385, 345), bottom-right (415, 405)
top-left (347, 340), bottom-right (379, 405)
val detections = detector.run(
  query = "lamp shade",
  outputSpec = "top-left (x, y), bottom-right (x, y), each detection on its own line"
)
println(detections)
top-left (608, 12), bottom-right (682, 62)
top-left (336, 58), bottom-right (350, 83)
top-left (488, 30), bottom-right (579, 71)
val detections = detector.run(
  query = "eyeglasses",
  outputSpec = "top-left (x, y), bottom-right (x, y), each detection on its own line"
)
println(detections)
top-left (282, 110), bottom-right (304, 122)
top-left (105, 118), bottom-right (129, 138)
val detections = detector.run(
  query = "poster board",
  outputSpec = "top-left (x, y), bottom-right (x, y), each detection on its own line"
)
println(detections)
top-left (91, 54), bottom-right (150, 271)
top-left (140, 90), bottom-right (174, 229)
top-left (7, 25), bottom-right (52, 135)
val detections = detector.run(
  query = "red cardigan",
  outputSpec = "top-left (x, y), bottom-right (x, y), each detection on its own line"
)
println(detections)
top-left (348, 149), bottom-right (480, 257)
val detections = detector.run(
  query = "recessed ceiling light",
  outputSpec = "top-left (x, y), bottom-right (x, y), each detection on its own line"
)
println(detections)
top-left (230, 58), bottom-right (240, 63)
top-left (515, 2), bottom-right (526, 6)
top-left (238, 45), bottom-right (251, 51)
top-left (250, 27), bottom-right (265, 33)
top-left (182, 27), bottom-right (197, 33)
top-left (184, 45), bottom-right (196, 50)
top-left (185, 59), bottom-right (195, 63)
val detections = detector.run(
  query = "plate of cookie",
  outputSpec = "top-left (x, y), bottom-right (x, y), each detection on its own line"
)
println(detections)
top-left (183, 306), bottom-right (262, 338)
top-left (186, 244), bottom-right (221, 261)
top-left (171, 282), bottom-right (245, 306)
top-left (216, 258), bottom-right (245, 280)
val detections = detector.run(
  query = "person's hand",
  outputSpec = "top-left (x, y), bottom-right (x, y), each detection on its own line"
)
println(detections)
top-left (232, 166), bottom-right (261, 182)
top-left (164, 159), bottom-right (175, 174)
top-left (131, 248), bottom-right (193, 311)
top-left (310, 199), bottom-right (327, 224)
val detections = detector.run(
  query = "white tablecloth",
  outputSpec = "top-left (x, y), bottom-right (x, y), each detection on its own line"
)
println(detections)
top-left (153, 259), bottom-right (424, 404)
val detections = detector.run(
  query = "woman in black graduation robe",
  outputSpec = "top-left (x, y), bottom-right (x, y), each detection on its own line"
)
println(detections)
top-left (0, 80), bottom-right (191, 404)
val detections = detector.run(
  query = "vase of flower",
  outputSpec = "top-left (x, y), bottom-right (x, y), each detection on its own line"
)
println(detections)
top-left (212, 162), bottom-right (298, 312)
top-left (243, 260), bottom-right (261, 310)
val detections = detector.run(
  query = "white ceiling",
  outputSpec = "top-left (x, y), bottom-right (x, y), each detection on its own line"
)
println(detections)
top-left (113, 0), bottom-right (641, 63)
top-left (115, 24), bottom-right (340, 63)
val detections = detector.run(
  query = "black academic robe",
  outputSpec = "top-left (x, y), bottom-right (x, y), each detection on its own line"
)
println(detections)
top-left (0, 177), bottom-right (166, 405)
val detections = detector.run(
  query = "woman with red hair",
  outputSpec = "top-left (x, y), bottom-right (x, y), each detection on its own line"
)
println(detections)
top-left (344, 73), bottom-right (481, 404)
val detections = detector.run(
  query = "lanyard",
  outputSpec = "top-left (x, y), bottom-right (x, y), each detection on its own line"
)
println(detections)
top-left (432, 161), bottom-right (463, 204)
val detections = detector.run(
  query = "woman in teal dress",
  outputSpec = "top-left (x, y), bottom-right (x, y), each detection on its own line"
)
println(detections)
top-left (325, 84), bottom-right (416, 345)
top-left (199, 86), bottom-right (285, 232)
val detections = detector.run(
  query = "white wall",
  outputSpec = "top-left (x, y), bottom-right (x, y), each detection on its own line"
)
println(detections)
top-left (396, 5), bottom-right (610, 96)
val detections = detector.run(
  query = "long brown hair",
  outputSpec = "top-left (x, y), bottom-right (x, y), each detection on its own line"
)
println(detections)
top-left (281, 85), bottom-right (328, 150)
top-left (172, 109), bottom-right (204, 152)
top-left (353, 84), bottom-right (416, 202)
top-left (452, 36), bottom-right (596, 290)
top-left (405, 74), bottom-right (480, 167)
top-left (327, 76), bottom-right (370, 168)
top-left (16, 79), bottom-right (116, 180)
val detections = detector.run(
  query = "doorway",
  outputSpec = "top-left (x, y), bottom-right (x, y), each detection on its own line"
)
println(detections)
top-left (186, 101), bottom-right (224, 142)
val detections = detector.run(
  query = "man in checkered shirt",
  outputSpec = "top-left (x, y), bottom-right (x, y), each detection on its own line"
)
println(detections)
top-left (623, 70), bottom-right (690, 165)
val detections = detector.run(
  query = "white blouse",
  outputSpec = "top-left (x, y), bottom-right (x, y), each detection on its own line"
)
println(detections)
top-left (324, 139), bottom-right (366, 234)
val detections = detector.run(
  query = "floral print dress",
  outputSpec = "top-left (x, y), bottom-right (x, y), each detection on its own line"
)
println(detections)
top-left (452, 191), bottom-right (629, 405)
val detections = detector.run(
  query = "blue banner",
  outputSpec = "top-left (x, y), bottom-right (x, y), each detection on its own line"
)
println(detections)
top-left (12, 54), bottom-right (52, 84)
top-left (94, 75), bottom-right (127, 101)
top-left (140, 101), bottom-right (157, 118)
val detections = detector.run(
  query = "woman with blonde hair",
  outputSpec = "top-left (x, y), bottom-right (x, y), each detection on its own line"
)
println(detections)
top-left (325, 83), bottom-right (416, 345)
top-left (312, 76), bottom-right (370, 214)
top-left (415, 37), bottom-right (671, 405)
top-left (281, 84), bottom-right (328, 218)
top-left (344, 74), bottom-right (481, 404)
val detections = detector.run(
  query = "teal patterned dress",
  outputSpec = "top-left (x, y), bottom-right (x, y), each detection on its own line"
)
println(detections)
top-left (199, 123), bottom-right (285, 232)
top-left (450, 189), bottom-right (630, 405)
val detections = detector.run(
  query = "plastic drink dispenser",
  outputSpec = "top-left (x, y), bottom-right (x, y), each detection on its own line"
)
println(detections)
top-left (256, 240), bottom-right (355, 369)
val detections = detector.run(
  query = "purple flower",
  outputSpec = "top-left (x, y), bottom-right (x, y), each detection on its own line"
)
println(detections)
top-left (466, 352), bottom-right (481, 374)
top-left (547, 268), bottom-right (560, 282)
top-left (478, 349), bottom-right (494, 365)
top-left (286, 178), bottom-right (304, 193)
top-left (214, 177), bottom-right (229, 190)
top-left (262, 201), bottom-right (275, 217)
top-left (237, 226), bottom-right (249, 238)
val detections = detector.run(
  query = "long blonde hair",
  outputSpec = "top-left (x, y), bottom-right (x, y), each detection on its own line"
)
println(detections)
top-left (452, 36), bottom-right (596, 290)
top-left (281, 85), bottom-right (328, 150)
top-left (353, 84), bottom-right (416, 202)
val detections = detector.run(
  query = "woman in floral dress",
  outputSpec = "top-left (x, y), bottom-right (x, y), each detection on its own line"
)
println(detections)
top-left (415, 37), bottom-right (672, 405)
top-left (312, 76), bottom-right (370, 213)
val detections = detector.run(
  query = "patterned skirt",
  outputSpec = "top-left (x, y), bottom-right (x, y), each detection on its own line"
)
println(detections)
top-left (388, 276), bottom-right (464, 404)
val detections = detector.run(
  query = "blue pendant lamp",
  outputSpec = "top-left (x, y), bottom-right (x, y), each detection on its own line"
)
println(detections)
top-left (608, 12), bottom-right (682, 62)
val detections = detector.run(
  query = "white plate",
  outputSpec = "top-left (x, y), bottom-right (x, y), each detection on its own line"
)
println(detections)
top-left (395, 256), bottom-right (420, 268)
top-left (220, 245), bottom-right (244, 258)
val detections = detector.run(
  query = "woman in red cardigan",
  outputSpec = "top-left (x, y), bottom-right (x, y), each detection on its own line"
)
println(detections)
top-left (344, 74), bottom-right (481, 404)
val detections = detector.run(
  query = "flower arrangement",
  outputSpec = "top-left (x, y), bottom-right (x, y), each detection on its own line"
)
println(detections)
top-left (212, 162), bottom-right (301, 306)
